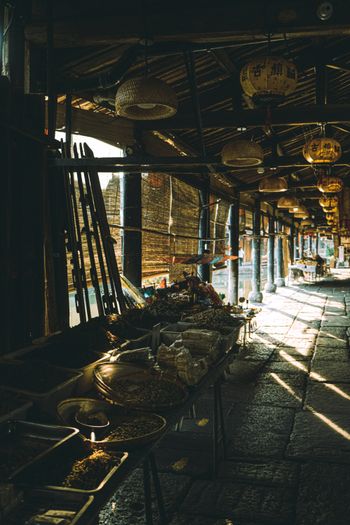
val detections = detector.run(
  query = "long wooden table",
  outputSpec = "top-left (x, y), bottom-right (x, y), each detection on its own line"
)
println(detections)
top-left (84, 344), bottom-right (239, 524)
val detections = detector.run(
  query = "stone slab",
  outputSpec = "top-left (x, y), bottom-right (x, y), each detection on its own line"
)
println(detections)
top-left (286, 410), bottom-right (350, 461)
top-left (304, 381), bottom-right (350, 413)
top-left (250, 378), bottom-right (304, 408)
top-left (181, 479), bottom-right (295, 524)
top-left (316, 337), bottom-right (348, 348)
top-left (313, 345), bottom-right (349, 361)
top-left (275, 346), bottom-right (314, 358)
top-left (310, 360), bottom-right (350, 383)
top-left (219, 459), bottom-right (299, 487)
top-left (295, 463), bottom-right (350, 525)
top-left (318, 327), bottom-right (347, 338)
top-left (262, 360), bottom-right (309, 376)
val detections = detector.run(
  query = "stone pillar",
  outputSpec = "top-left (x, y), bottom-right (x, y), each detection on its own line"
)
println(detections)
top-left (121, 173), bottom-right (142, 287)
top-left (308, 235), bottom-right (313, 255)
top-left (300, 234), bottom-right (304, 258)
top-left (228, 193), bottom-right (239, 304)
top-left (294, 230), bottom-right (299, 260)
top-left (248, 200), bottom-right (263, 303)
top-left (289, 221), bottom-right (295, 264)
top-left (264, 214), bottom-right (276, 293)
top-left (276, 220), bottom-right (285, 287)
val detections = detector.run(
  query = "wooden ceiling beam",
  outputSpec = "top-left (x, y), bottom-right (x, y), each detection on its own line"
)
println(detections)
top-left (25, 1), bottom-right (350, 47)
top-left (139, 105), bottom-right (350, 130)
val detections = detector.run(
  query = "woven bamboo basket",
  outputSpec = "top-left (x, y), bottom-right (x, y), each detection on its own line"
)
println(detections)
top-left (115, 77), bottom-right (178, 120)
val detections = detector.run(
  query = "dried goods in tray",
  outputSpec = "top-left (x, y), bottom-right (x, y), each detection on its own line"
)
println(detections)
top-left (94, 363), bottom-right (188, 410)
top-left (183, 308), bottom-right (243, 330)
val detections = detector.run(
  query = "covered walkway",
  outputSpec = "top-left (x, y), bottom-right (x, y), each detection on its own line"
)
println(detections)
top-left (101, 270), bottom-right (350, 525)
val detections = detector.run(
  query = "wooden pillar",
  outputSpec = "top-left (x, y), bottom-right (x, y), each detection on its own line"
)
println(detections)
top-left (228, 193), bottom-right (239, 304)
top-left (121, 173), bottom-right (142, 287)
top-left (248, 200), bottom-right (263, 302)
top-left (276, 220), bottom-right (285, 287)
top-left (198, 184), bottom-right (210, 283)
top-left (264, 213), bottom-right (276, 293)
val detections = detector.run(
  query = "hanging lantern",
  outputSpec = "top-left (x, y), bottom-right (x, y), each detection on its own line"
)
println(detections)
top-left (115, 77), bottom-right (178, 120)
top-left (240, 56), bottom-right (297, 105)
top-left (221, 140), bottom-right (264, 167)
top-left (303, 137), bottom-right (341, 164)
top-left (317, 175), bottom-right (343, 193)
top-left (290, 204), bottom-right (307, 214)
top-left (326, 212), bottom-right (335, 221)
top-left (301, 219), bottom-right (312, 227)
top-left (277, 195), bottom-right (300, 209)
top-left (319, 195), bottom-right (338, 208)
top-left (294, 213), bottom-right (309, 219)
top-left (259, 176), bottom-right (288, 192)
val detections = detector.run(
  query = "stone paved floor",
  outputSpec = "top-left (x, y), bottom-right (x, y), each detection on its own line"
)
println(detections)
top-left (100, 270), bottom-right (350, 525)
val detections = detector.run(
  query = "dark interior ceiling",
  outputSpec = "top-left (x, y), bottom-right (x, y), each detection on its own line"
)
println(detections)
top-left (25, 0), bottom-right (350, 225)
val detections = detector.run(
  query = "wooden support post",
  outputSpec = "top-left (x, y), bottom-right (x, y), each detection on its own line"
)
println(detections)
top-left (198, 184), bottom-right (211, 283)
top-left (248, 200), bottom-right (263, 303)
top-left (276, 220), bottom-right (285, 287)
top-left (228, 193), bottom-right (239, 304)
top-left (264, 213), bottom-right (276, 293)
top-left (121, 173), bottom-right (142, 287)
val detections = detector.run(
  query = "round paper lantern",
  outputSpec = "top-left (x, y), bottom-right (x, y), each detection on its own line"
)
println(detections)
top-left (303, 137), bottom-right (341, 164)
top-left (277, 196), bottom-right (299, 209)
top-left (319, 195), bottom-right (339, 208)
top-left (259, 176), bottom-right (288, 192)
top-left (240, 56), bottom-right (297, 104)
top-left (115, 77), bottom-right (178, 120)
top-left (317, 175), bottom-right (343, 193)
top-left (221, 140), bottom-right (263, 167)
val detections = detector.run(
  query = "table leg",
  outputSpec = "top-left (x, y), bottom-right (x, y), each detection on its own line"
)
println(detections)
top-left (149, 453), bottom-right (167, 524)
top-left (143, 459), bottom-right (153, 525)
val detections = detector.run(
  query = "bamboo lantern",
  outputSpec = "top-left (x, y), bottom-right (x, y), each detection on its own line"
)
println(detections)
top-left (259, 176), bottom-right (288, 192)
top-left (115, 77), bottom-right (178, 120)
top-left (240, 56), bottom-right (297, 104)
top-left (221, 139), bottom-right (264, 166)
top-left (303, 137), bottom-right (341, 164)
top-left (317, 175), bottom-right (343, 193)
top-left (290, 204), bottom-right (307, 214)
top-left (301, 219), bottom-right (312, 226)
top-left (277, 195), bottom-right (300, 209)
